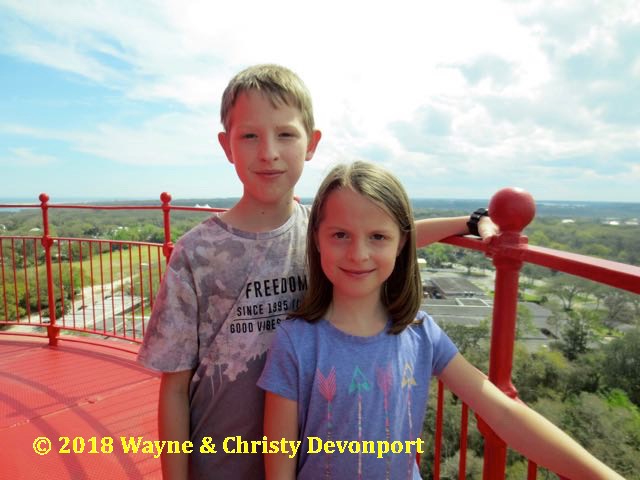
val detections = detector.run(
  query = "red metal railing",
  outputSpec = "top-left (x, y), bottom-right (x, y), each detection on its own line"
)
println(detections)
top-left (1, 190), bottom-right (639, 479)
top-left (0, 193), bottom-right (223, 352)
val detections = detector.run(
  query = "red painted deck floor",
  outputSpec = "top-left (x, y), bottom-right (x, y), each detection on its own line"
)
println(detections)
top-left (0, 335), bottom-right (161, 479)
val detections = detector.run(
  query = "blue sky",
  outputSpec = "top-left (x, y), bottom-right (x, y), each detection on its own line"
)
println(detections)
top-left (1, 0), bottom-right (639, 202)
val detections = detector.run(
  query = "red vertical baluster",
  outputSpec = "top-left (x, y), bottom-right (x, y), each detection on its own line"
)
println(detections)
top-left (67, 239), bottom-right (75, 329)
top-left (146, 244), bottom-right (153, 321)
top-left (161, 192), bottom-right (173, 263)
top-left (109, 243), bottom-right (115, 335)
top-left (22, 239), bottom-right (31, 322)
top-left (10, 239), bottom-right (18, 322)
top-left (480, 188), bottom-right (535, 480)
top-left (128, 242), bottom-right (135, 339)
top-left (89, 242), bottom-right (96, 332)
top-left (33, 238), bottom-right (43, 322)
top-left (98, 241), bottom-right (106, 334)
top-left (78, 241), bottom-right (86, 330)
top-left (433, 380), bottom-right (445, 480)
top-left (118, 244), bottom-right (125, 337)
top-left (458, 402), bottom-right (468, 480)
top-left (138, 244), bottom-right (145, 326)
top-left (40, 193), bottom-right (59, 345)
top-left (0, 240), bottom-right (7, 322)
top-left (56, 241), bottom-right (64, 327)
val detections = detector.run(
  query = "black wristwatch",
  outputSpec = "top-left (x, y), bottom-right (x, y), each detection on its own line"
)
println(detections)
top-left (467, 208), bottom-right (489, 237)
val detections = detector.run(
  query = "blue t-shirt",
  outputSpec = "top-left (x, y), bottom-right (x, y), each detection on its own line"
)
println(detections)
top-left (258, 310), bottom-right (458, 480)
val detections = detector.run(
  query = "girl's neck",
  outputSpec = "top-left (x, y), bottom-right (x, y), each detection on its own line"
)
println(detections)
top-left (325, 296), bottom-right (388, 337)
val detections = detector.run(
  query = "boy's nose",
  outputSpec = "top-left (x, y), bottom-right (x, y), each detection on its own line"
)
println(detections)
top-left (258, 138), bottom-right (279, 162)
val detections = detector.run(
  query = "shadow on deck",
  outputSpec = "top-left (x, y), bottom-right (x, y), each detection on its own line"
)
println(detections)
top-left (0, 336), bottom-right (161, 479)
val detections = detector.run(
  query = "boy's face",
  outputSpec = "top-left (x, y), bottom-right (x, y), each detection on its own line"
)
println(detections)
top-left (218, 90), bottom-right (321, 207)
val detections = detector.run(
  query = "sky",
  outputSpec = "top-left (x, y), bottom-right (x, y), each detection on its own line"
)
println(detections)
top-left (1, 0), bottom-right (639, 203)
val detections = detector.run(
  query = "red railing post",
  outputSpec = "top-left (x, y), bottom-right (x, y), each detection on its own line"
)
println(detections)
top-left (480, 187), bottom-right (536, 480)
top-left (39, 193), bottom-right (59, 346)
top-left (160, 192), bottom-right (174, 263)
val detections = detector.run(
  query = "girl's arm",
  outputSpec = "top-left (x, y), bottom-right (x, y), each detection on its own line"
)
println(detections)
top-left (158, 370), bottom-right (192, 480)
top-left (264, 392), bottom-right (298, 480)
top-left (415, 215), bottom-right (497, 248)
top-left (439, 354), bottom-right (625, 480)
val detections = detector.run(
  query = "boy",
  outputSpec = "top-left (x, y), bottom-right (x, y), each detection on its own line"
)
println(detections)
top-left (137, 64), bottom-right (495, 479)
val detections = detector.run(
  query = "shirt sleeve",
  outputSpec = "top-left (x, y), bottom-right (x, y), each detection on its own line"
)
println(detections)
top-left (257, 322), bottom-right (299, 401)
top-left (421, 311), bottom-right (459, 376)
top-left (137, 243), bottom-right (199, 372)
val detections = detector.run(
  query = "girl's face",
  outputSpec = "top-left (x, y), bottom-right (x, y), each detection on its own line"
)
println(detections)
top-left (315, 187), bottom-right (406, 307)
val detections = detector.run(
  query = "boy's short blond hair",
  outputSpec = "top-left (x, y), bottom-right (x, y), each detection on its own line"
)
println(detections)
top-left (220, 64), bottom-right (315, 137)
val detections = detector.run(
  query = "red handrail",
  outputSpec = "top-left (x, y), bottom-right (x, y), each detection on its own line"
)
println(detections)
top-left (1, 190), bottom-right (638, 480)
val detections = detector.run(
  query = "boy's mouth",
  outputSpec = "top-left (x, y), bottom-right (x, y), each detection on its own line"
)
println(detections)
top-left (256, 170), bottom-right (284, 178)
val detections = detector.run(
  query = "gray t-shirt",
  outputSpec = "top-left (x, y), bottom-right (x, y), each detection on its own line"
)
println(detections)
top-left (138, 202), bottom-right (309, 479)
top-left (258, 311), bottom-right (458, 480)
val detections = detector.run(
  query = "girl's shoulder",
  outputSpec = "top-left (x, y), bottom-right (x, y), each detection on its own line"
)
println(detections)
top-left (407, 310), bottom-right (448, 338)
top-left (276, 317), bottom-right (319, 338)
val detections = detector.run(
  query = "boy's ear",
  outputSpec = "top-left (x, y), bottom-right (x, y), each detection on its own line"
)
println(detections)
top-left (305, 130), bottom-right (322, 161)
top-left (218, 132), bottom-right (234, 164)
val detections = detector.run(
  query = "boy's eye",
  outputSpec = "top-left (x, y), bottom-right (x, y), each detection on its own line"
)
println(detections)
top-left (372, 234), bottom-right (386, 241)
top-left (241, 133), bottom-right (257, 139)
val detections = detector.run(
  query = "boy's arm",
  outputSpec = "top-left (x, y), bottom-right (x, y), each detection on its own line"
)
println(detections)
top-left (415, 215), bottom-right (498, 248)
top-left (439, 354), bottom-right (624, 480)
top-left (158, 370), bottom-right (193, 480)
top-left (264, 392), bottom-right (298, 480)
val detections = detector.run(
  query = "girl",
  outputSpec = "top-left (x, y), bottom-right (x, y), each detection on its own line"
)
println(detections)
top-left (258, 161), bottom-right (623, 480)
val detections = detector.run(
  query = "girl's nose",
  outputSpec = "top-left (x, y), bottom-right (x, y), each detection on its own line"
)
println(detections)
top-left (347, 238), bottom-right (369, 262)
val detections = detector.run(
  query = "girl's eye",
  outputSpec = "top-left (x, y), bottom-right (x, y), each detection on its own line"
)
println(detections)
top-left (372, 234), bottom-right (386, 241)
top-left (333, 232), bottom-right (347, 239)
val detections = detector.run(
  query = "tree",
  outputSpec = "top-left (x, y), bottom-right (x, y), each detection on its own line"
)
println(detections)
top-left (602, 328), bottom-right (640, 406)
top-left (512, 344), bottom-right (567, 403)
top-left (559, 310), bottom-right (594, 361)
top-left (440, 320), bottom-right (489, 354)
top-left (603, 290), bottom-right (635, 329)
top-left (542, 274), bottom-right (587, 311)
top-left (419, 243), bottom-right (455, 268)
top-left (559, 392), bottom-right (640, 478)
top-left (460, 251), bottom-right (484, 275)
top-left (515, 304), bottom-right (536, 339)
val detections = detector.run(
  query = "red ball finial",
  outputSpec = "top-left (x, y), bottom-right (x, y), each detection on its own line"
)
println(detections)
top-left (488, 187), bottom-right (536, 233)
top-left (39, 193), bottom-right (49, 203)
top-left (160, 192), bottom-right (172, 203)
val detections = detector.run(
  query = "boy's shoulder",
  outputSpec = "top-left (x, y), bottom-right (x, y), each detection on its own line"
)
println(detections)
top-left (173, 215), bottom-right (228, 249)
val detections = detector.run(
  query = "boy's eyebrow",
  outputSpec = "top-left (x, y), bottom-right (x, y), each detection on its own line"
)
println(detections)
top-left (233, 121), bottom-right (304, 130)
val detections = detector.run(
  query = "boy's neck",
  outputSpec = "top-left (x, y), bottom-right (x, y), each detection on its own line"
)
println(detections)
top-left (221, 196), bottom-right (296, 232)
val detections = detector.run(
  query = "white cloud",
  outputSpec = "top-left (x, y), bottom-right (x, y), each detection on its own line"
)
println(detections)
top-left (1, 0), bottom-right (639, 201)
top-left (4, 147), bottom-right (57, 166)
